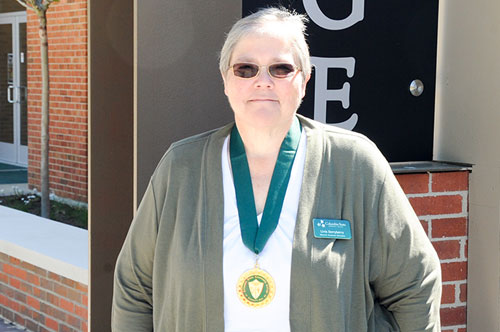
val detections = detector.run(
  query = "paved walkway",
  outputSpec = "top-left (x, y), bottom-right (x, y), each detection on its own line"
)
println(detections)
top-left (0, 319), bottom-right (23, 331)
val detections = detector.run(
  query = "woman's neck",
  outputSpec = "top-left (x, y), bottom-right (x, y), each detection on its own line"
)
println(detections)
top-left (234, 117), bottom-right (294, 214)
top-left (235, 118), bottom-right (292, 160)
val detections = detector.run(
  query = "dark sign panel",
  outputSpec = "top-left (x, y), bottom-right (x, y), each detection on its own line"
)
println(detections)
top-left (242, 0), bottom-right (439, 162)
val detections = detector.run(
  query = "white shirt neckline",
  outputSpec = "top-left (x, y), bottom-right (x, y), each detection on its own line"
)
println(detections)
top-left (221, 129), bottom-right (307, 332)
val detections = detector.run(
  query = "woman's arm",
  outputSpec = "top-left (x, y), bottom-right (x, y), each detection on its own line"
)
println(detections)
top-left (370, 170), bottom-right (442, 332)
top-left (112, 181), bottom-right (159, 332)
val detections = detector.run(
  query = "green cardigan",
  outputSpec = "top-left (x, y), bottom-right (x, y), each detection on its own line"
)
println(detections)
top-left (112, 115), bottom-right (441, 331)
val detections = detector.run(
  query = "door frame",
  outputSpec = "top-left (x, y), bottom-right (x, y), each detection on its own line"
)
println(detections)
top-left (0, 11), bottom-right (27, 166)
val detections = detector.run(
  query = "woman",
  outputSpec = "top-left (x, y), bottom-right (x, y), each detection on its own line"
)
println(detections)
top-left (112, 7), bottom-right (441, 332)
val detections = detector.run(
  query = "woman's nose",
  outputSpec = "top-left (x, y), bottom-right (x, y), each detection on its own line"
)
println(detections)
top-left (253, 68), bottom-right (274, 88)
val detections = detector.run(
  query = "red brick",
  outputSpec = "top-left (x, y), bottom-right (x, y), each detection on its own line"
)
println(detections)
top-left (60, 276), bottom-right (76, 288)
top-left (27, 296), bottom-right (41, 311)
top-left (23, 262), bottom-right (47, 277)
top-left (60, 298), bottom-right (74, 312)
top-left (25, 318), bottom-right (39, 332)
top-left (41, 302), bottom-right (66, 321)
top-left (440, 306), bottom-right (467, 326)
top-left (8, 299), bottom-right (20, 312)
top-left (48, 272), bottom-right (61, 282)
top-left (0, 252), bottom-right (8, 262)
top-left (432, 240), bottom-right (461, 260)
top-left (66, 313), bottom-right (82, 329)
top-left (9, 257), bottom-right (21, 266)
top-left (82, 321), bottom-right (88, 332)
top-left (54, 283), bottom-right (68, 297)
top-left (33, 286), bottom-right (42, 298)
top-left (14, 289), bottom-right (27, 303)
top-left (0, 271), bottom-right (8, 283)
top-left (20, 280), bottom-right (33, 294)
top-left (59, 323), bottom-right (77, 332)
top-left (432, 217), bottom-right (467, 238)
top-left (74, 305), bottom-right (88, 320)
top-left (81, 294), bottom-right (88, 307)
top-left (14, 313), bottom-right (26, 326)
top-left (441, 262), bottom-right (467, 282)
top-left (66, 288), bottom-right (82, 304)
top-left (0, 283), bottom-right (15, 298)
top-left (396, 173), bottom-right (429, 194)
top-left (40, 278), bottom-right (54, 291)
top-left (441, 284), bottom-right (456, 304)
top-left (9, 277), bottom-right (21, 290)
top-left (26, 272), bottom-right (41, 286)
top-left (460, 283), bottom-right (467, 303)
top-left (45, 317), bottom-right (59, 331)
top-left (20, 303), bottom-right (31, 317)
top-left (47, 292), bottom-right (60, 306)
top-left (432, 171), bottom-right (469, 192)
top-left (32, 310), bottom-right (43, 324)
top-left (3, 264), bottom-right (27, 280)
top-left (0, 294), bottom-right (7, 306)
top-left (409, 195), bottom-right (463, 216)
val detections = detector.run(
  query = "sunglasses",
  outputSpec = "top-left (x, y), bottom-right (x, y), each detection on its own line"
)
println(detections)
top-left (231, 62), bottom-right (300, 79)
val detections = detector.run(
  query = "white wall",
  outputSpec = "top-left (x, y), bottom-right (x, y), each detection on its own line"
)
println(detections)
top-left (434, 0), bottom-right (500, 331)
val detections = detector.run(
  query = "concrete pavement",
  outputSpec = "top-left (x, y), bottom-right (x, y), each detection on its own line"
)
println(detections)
top-left (0, 319), bottom-right (23, 331)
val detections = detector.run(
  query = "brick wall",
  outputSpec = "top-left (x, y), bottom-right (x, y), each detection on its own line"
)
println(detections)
top-left (0, 252), bottom-right (88, 332)
top-left (26, 0), bottom-right (88, 202)
top-left (397, 171), bottom-right (469, 332)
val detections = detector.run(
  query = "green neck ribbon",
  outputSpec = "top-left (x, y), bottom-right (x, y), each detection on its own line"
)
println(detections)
top-left (230, 117), bottom-right (302, 254)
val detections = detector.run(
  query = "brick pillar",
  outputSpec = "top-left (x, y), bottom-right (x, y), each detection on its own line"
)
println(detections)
top-left (397, 171), bottom-right (469, 332)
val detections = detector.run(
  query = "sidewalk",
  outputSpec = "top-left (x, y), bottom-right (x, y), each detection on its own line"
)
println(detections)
top-left (0, 319), bottom-right (23, 331)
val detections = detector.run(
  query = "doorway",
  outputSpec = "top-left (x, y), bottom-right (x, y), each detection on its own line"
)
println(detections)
top-left (0, 11), bottom-right (27, 166)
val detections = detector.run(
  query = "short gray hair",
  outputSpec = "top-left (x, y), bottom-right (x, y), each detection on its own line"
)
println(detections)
top-left (219, 7), bottom-right (311, 80)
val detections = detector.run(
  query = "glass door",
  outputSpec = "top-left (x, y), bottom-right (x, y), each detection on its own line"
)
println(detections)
top-left (0, 12), bottom-right (27, 166)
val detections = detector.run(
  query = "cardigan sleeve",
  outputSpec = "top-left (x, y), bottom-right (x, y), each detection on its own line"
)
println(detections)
top-left (370, 170), bottom-right (442, 332)
top-left (112, 180), bottom-right (158, 332)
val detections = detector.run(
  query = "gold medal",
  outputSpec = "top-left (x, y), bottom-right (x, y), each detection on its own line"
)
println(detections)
top-left (236, 260), bottom-right (275, 308)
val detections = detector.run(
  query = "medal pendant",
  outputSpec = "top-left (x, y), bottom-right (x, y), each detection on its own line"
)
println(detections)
top-left (236, 262), bottom-right (276, 308)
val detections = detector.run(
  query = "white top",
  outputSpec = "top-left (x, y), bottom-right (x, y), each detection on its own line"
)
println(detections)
top-left (222, 130), bottom-right (307, 332)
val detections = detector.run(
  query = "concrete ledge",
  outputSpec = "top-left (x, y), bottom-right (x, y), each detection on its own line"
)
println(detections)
top-left (391, 160), bottom-right (473, 174)
top-left (0, 206), bottom-right (88, 285)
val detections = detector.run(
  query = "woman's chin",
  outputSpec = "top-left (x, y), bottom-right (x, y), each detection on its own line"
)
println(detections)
top-left (237, 110), bottom-right (287, 129)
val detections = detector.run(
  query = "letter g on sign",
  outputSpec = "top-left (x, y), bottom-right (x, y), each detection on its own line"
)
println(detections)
top-left (303, 0), bottom-right (365, 30)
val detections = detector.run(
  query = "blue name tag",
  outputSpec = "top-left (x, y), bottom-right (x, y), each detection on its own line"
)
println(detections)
top-left (313, 219), bottom-right (352, 239)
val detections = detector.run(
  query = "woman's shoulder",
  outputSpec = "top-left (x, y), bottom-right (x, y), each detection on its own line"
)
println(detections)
top-left (151, 123), bottom-right (233, 179)
top-left (299, 115), bottom-right (384, 160)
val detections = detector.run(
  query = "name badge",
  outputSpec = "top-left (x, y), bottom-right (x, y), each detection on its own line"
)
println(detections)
top-left (313, 219), bottom-right (352, 239)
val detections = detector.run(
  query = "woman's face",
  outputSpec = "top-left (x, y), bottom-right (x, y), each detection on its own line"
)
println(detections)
top-left (222, 33), bottom-right (309, 132)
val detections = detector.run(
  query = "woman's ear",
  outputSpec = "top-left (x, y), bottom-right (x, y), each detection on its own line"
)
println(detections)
top-left (221, 71), bottom-right (229, 96)
top-left (301, 73), bottom-right (311, 98)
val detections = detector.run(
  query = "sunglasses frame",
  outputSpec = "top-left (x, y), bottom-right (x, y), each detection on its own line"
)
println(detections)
top-left (230, 62), bottom-right (301, 79)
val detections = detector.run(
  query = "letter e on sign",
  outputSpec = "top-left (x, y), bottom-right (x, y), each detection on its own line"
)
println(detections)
top-left (311, 57), bottom-right (358, 130)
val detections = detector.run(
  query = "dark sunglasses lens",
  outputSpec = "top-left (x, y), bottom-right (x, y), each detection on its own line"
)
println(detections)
top-left (269, 64), bottom-right (295, 78)
top-left (233, 63), bottom-right (259, 78)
